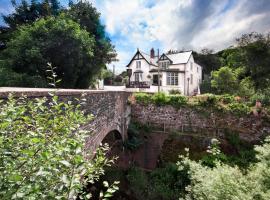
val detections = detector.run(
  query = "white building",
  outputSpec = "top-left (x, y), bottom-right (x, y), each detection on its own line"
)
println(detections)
top-left (126, 48), bottom-right (203, 95)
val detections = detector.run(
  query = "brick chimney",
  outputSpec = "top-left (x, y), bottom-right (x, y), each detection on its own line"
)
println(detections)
top-left (150, 48), bottom-right (155, 58)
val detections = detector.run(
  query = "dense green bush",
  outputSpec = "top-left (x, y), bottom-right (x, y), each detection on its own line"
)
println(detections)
top-left (227, 102), bottom-right (251, 115)
top-left (217, 94), bottom-right (236, 104)
top-left (0, 94), bottom-right (116, 199)
top-left (124, 122), bottom-right (144, 150)
top-left (127, 164), bottom-right (190, 200)
top-left (197, 94), bottom-right (218, 106)
top-left (251, 91), bottom-right (270, 106)
top-left (134, 92), bottom-right (152, 105)
top-left (168, 95), bottom-right (188, 108)
top-left (151, 92), bottom-right (169, 106)
top-left (169, 89), bottom-right (182, 95)
top-left (177, 136), bottom-right (270, 199)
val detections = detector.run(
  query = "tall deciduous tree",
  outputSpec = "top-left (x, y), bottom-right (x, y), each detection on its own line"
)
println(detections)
top-left (66, 1), bottom-right (117, 87)
top-left (236, 32), bottom-right (270, 89)
top-left (2, 15), bottom-right (95, 88)
top-left (0, 0), bottom-right (61, 50)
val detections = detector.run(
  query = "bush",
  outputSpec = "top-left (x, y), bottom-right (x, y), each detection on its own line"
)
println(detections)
top-left (169, 89), bottom-right (182, 95)
top-left (134, 93), bottom-right (152, 105)
top-left (168, 95), bottom-right (188, 108)
top-left (177, 136), bottom-right (270, 200)
top-left (227, 102), bottom-right (250, 115)
top-left (0, 94), bottom-right (115, 199)
top-left (217, 94), bottom-right (235, 104)
top-left (251, 92), bottom-right (270, 106)
top-left (151, 92), bottom-right (169, 106)
top-left (197, 94), bottom-right (218, 106)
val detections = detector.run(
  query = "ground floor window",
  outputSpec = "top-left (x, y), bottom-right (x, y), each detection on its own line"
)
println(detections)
top-left (166, 72), bottom-right (178, 85)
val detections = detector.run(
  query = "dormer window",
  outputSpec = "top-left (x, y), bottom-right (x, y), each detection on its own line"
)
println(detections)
top-left (160, 61), bottom-right (169, 69)
top-left (136, 61), bottom-right (141, 69)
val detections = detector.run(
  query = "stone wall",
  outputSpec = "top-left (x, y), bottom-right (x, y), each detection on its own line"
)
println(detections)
top-left (131, 103), bottom-right (270, 143)
top-left (0, 88), bottom-right (131, 153)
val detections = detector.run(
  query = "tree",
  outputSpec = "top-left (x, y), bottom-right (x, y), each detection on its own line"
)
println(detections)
top-left (1, 15), bottom-right (95, 88)
top-left (211, 66), bottom-right (239, 94)
top-left (0, 0), bottom-right (61, 50)
top-left (66, 1), bottom-right (117, 87)
top-left (193, 49), bottom-right (221, 75)
top-left (236, 32), bottom-right (270, 89)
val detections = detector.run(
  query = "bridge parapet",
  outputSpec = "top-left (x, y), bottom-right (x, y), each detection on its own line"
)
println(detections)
top-left (0, 88), bottom-right (131, 154)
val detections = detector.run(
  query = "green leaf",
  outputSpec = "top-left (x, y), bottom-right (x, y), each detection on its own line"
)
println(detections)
top-left (59, 160), bottom-right (71, 167)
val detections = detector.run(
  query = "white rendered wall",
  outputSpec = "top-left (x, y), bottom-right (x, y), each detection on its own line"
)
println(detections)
top-left (128, 59), bottom-right (150, 82)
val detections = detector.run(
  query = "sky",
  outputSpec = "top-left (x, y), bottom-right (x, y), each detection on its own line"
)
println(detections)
top-left (1, 0), bottom-right (270, 74)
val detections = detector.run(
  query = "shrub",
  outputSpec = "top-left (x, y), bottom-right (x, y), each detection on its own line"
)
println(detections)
top-left (151, 92), bottom-right (169, 106)
top-left (134, 92), bottom-right (152, 104)
top-left (0, 94), bottom-right (115, 199)
top-left (168, 95), bottom-right (188, 108)
top-left (217, 94), bottom-right (235, 104)
top-left (169, 89), bottom-right (182, 95)
top-left (177, 136), bottom-right (270, 200)
top-left (251, 92), bottom-right (270, 106)
top-left (197, 94), bottom-right (218, 106)
top-left (227, 102), bottom-right (251, 116)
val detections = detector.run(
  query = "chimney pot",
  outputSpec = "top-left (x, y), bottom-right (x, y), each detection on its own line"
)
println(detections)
top-left (150, 48), bottom-right (155, 58)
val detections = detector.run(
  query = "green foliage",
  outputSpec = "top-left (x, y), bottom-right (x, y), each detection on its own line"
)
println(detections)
top-left (200, 76), bottom-right (214, 94)
top-left (134, 92), bottom-right (152, 105)
top-left (238, 77), bottom-right (255, 97)
top-left (197, 94), bottom-right (218, 106)
top-left (251, 89), bottom-right (270, 106)
top-left (1, 15), bottom-right (95, 88)
top-left (127, 164), bottom-right (189, 200)
top-left (0, 94), bottom-right (115, 199)
top-left (66, 1), bottom-right (116, 87)
top-left (211, 66), bottom-right (239, 94)
top-left (201, 139), bottom-right (227, 168)
top-left (177, 136), bottom-right (270, 200)
top-left (223, 130), bottom-right (256, 167)
top-left (193, 49), bottom-right (221, 74)
top-left (227, 102), bottom-right (251, 116)
top-left (237, 32), bottom-right (270, 89)
top-left (167, 95), bottom-right (188, 108)
top-left (124, 123), bottom-right (144, 151)
top-left (217, 94), bottom-right (236, 104)
top-left (151, 92), bottom-right (169, 106)
top-left (169, 89), bottom-right (182, 95)
top-left (0, 1), bottom-right (116, 88)
top-left (126, 167), bottom-right (148, 199)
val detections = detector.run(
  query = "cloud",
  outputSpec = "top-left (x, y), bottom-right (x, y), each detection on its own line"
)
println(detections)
top-left (90, 0), bottom-right (270, 73)
top-left (1, 0), bottom-right (270, 73)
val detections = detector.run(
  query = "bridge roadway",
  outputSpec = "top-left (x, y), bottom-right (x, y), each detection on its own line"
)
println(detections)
top-left (0, 87), bottom-right (131, 154)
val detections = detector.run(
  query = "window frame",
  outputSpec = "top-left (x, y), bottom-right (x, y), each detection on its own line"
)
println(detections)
top-left (167, 72), bottom-right (178, 86)
top-left (136, 61), bottom-right (141, 69)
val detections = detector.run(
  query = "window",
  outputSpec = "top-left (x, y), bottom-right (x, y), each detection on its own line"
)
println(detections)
top-left (136, 61), bottom-right (141, 69)
top-left (190, 62), bottom-right (193, 71)
top-left (161, 61), bottom-right (169, 69)
top-left (197, 66), bottom-right (199, 73)
top-left (167, 72), bottom-right (178, 85)
top-left (190, 74), bottom-right (193, 85)
top-left (135, 73), bottom-right (140, 82)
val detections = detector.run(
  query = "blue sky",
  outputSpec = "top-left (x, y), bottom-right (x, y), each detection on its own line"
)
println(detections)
top-left (1, 0), bottom-right (270, 74)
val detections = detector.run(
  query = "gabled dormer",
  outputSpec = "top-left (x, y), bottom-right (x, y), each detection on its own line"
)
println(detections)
top-left (126, 49), bottom-right (158, 68)
top-left (158, 53), bottom-right (172, 69)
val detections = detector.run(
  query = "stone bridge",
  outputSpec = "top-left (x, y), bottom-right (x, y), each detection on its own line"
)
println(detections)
top-left (0, 88), bottom-right (131, 154)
